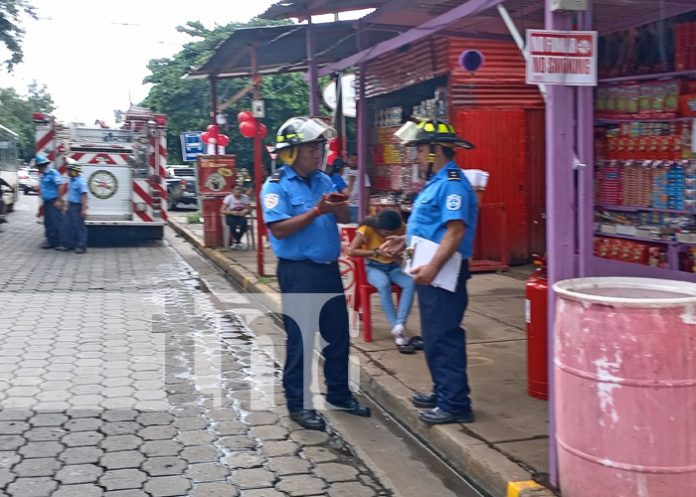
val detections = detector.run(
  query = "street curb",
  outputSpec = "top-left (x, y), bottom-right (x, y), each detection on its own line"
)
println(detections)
top-left (168, 219), bottom-right (555, 497)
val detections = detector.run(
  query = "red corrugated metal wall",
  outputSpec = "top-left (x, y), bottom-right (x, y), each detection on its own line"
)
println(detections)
top-left (455, 108), bottom-right (545, 264)
top-left (363, 37), bottom-right (450, 98)
top-left (447, 38), bottom-right (544, 109)
top-left (448, 37), bottom-right (545, 264)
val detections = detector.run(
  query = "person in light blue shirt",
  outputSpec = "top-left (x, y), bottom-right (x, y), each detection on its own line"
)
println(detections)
top-left (261, 116), bottom-right (371, 431)
top-left (381, 119), bottom-right (478, 425)
top-left (63, 159), bottom-right (89, 253)
top-left (35, 154), bottom-right (67, 250)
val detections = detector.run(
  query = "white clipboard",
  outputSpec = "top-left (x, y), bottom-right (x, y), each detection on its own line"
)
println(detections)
top-left (404, 236), bottom-right (461, 292)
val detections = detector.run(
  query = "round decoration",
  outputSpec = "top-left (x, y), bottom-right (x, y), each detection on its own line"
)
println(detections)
top-left (88, 170), bottom-right (118, 200)
top-left (459, 50), bottom-right (485, 73)
top-left (205, 172), bottom-right (226, 192)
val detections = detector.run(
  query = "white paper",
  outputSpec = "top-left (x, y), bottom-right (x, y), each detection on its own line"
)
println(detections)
top-left (404, 236), bottom-right (462, 292)
top-left (462, 169), bottom-right (490, 189)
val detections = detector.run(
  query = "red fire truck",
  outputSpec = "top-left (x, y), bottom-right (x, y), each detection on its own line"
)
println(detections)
top-left (33, 106), bottom-right (168, 240)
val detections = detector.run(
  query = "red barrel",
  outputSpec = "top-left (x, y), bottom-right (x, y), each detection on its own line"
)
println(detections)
top-left (201, 196), bottom-right (223, 247)
top-left (554, 277), bottom-right (696, 497)
top-left (525, 260), bottom-right (548, 400)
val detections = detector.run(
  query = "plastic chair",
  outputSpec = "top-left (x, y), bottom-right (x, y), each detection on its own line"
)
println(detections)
top-left (350, 254), bottom-right (402, 343)
top-left (222, 213), bottom-right (255, 249)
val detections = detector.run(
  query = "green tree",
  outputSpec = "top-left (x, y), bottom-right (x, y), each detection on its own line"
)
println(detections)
top-left (0, 0), bottom-right (36, 71)
top-left (141, 18), bottom-right (314, 179)
top-left (0, 81), bottom-right (54, 161)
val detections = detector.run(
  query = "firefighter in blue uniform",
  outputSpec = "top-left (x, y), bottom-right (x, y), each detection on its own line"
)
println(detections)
top-left (35, 154), bottom-right (67, 250)
top-left (63, 158), bottom-right (89, 253)
top-left (261, 116), bottom-right (371, 431)
top-left (382, 119), bottom-right (478, 424)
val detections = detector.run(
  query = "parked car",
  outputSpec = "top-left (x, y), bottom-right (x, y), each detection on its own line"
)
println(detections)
top-left (165, 166), bottom-right (198, 210)
top-left (18, 168), bottom-right (39, 195)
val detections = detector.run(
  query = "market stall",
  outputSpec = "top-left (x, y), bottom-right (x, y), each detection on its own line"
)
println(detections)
top-left (358, 34), bottom-right (545, 267)
top-left (591, 13), bottom-right (696, 281)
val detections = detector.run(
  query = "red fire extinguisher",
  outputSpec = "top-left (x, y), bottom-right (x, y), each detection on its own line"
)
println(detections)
top-left (525, 254), bottom-right (548, 400)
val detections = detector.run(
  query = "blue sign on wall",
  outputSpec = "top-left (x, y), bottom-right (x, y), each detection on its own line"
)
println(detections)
top-left (180, 131), bottom-right (204, 162)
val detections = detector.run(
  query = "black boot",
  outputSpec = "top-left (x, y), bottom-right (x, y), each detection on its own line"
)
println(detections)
top-left (289, 410), bottom-right (326, 431)
top-left (411, 392), bottom-right (437, 408)
top-left (326, 397), bottom-right (371, 417)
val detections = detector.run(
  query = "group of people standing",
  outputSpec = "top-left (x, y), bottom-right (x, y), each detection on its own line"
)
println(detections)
top-left (261, 115), bottom-right (478, 430)
top-left (35, 154), bottom-right (89, 253)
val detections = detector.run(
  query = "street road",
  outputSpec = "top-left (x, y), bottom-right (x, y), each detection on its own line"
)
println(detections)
top-left (0, 196), bottom-right (477, 497)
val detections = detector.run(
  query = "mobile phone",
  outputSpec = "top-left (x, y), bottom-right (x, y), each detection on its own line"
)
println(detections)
top-left (327, 193), bottom-right (347, 203)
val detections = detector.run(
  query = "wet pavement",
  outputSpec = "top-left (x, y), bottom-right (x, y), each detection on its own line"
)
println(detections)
top-left (0, 197), bottom-right (393, 497)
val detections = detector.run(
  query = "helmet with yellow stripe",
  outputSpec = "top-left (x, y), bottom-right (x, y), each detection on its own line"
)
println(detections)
top-left (394, 119), bottom-right (474, 150)
top-left (274, 117), bottom-right (337, 165)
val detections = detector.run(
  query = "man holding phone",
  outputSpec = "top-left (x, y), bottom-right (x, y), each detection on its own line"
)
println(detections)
top-left (261, 116), bottom-right (371, 431)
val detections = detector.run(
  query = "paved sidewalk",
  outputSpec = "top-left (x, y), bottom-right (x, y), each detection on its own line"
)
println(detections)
top-left (169, 215), bottom-right (554, 497)
top-left (0, 200), bottom-right (395, 497)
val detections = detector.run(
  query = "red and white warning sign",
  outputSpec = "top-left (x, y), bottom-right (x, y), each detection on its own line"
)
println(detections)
top-left (526, 29), bottom-right (597, 86)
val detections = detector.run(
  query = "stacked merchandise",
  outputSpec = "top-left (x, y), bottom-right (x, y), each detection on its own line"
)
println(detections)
top-left (596, 79), bottom-right (681, 120)
top-left (372, 125), bottom-right (405, 191)
top-left (675, 21), bottom-right (696, 71)
top-left (596, 161), bottom-right (692, 211)
top-left (594, 237), bottom-right (668, 268)
top-left (603, 121), bottom-right (686, 161)
top-left (596, 162), bottom-right (623, 205)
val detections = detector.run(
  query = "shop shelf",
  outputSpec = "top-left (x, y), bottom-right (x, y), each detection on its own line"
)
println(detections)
top-left (594, 231), bottom-right (675, 244)
top-left (598, 69), bottom-right (696, 84)
top-left (592, 256), bottom-right (696, 283)
top-left (598, 204), bottom-right (693, 215)
top-left (594, 117), bottom-right (693, 124)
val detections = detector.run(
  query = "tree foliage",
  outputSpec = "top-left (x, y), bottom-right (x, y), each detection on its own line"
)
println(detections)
top-left (0, 81), bottom-right (54, 161)
top-left (141, 18), bottom-right (314, 178)
top-left (0, 0), bottom-right (36, 71)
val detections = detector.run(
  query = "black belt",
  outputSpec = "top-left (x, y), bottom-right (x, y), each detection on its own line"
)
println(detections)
top-left (278, 258), bottom-right (336, 266)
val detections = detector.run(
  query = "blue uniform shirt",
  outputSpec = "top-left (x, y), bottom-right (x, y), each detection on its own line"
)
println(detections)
top-left (40, 167), bottom-right (63, 201)
top-left (261, 165), bottom-right (340, 264)
top-left (406, 161), bottom-right (478, 258)
top-left (67, 175), bottom-right (88, 204)
top-left (330, 172), bottom-right (347, 192)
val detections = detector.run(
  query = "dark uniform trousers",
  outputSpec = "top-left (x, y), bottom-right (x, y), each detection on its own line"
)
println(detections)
top-left (415, 260), bottom-right (472, 414)
top-left (276, 258), bottom-right (352, 412)
top-left (65, 202), bottom-right (87, 249)
top-left (43, 199), bottom-right (63, 247)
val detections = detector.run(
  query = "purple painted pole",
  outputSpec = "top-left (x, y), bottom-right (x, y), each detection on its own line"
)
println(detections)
top-left (357, 21), bottom-right (367, 221)
top-left (306, 19), bottom-right (321, 116)
top-left (545, 1), bottom-right (575, 489)
top-left (577, 2), bottom-right (594, 277)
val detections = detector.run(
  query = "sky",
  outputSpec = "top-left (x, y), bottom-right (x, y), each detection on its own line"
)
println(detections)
top-left (1, 1), bottom-right (373, 127)
top-left (2, 0), bottom-right (277, 125)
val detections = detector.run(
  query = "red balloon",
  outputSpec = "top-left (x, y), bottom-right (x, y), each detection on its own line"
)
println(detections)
top-left (217, 134), bottom-right (230, 147)
top-left (326, 151), bottom-right (338, 165)
top-left (257, 123), bottom-right (268, 138)
top-left (206, 124), bottom-right (219, 137)
top-left (237, 111), bottom-right (254, 123)
top-left (239, 120), bottom-right (258, 139)
top-left (201, 131), bottom-right (210, 144)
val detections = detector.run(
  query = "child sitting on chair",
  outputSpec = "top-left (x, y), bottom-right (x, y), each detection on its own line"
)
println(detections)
top-left (348, 209), bottom-right (419, 354)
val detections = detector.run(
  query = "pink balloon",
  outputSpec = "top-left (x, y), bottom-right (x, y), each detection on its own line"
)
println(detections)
top-left (217, 134), bottom-right (230, 147)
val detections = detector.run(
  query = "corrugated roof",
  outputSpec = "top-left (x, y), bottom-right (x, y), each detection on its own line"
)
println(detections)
top-left (260, 0), bottom-right (387, 21)
top-left (187, 21), bottom-right (397, 79)
top-left (363, 0), bottom-right (696, 37)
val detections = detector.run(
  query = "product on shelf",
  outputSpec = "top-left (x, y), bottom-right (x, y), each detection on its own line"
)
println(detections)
top-left (594, 236), bottom-right (667, 267)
